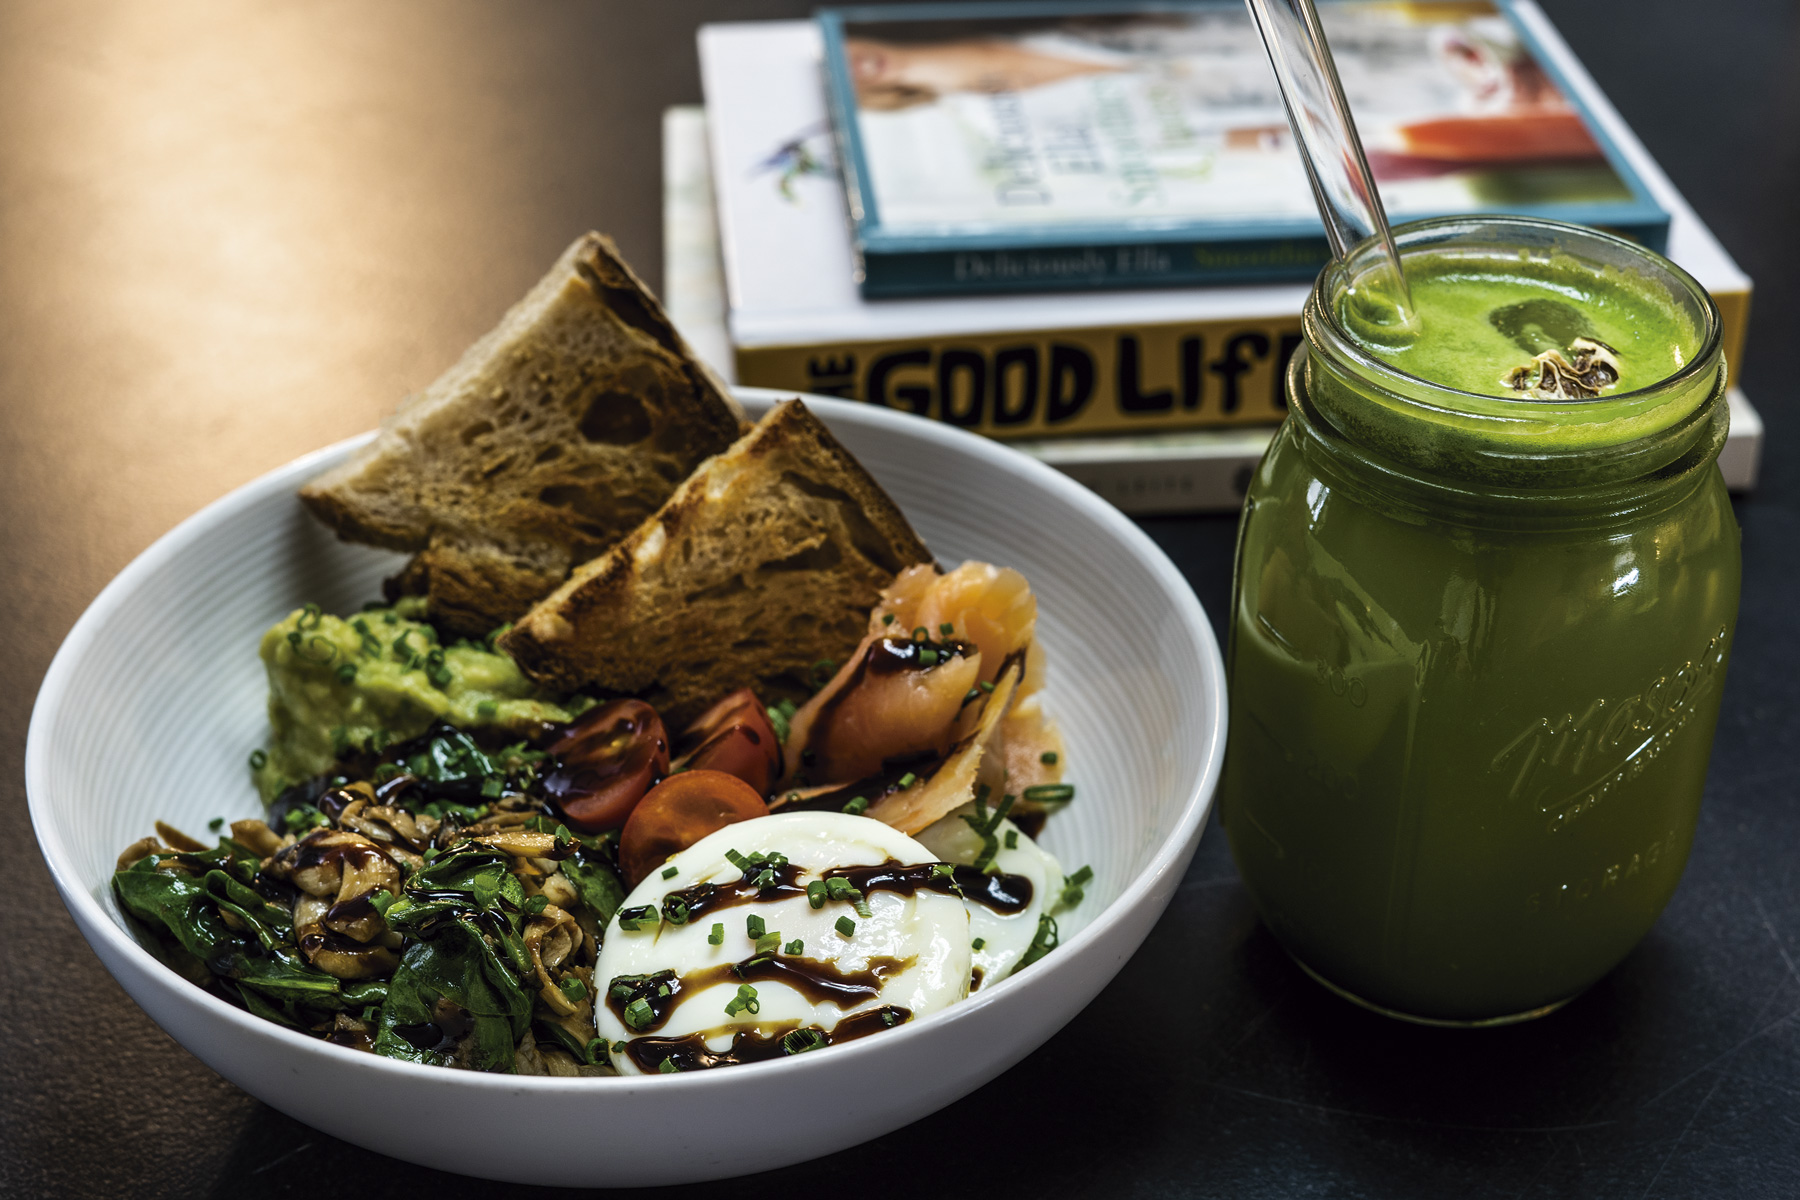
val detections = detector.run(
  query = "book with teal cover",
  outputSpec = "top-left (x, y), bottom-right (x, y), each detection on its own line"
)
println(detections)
top-left (817, 0), bottom-right (1670, 297)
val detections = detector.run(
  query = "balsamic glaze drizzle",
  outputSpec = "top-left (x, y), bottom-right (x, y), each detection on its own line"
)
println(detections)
top-left (625, 1006), bottom-right (912, 1073)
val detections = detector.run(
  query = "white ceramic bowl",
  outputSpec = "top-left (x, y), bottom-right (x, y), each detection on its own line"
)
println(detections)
top-left (27, 389), bottom-right (1225, 1187)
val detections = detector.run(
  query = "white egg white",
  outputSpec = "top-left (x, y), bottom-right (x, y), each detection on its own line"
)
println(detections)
top-left (595, 812), bottom-right (970, 1075)
top-left (914, 806), bottom-right (1064, 990)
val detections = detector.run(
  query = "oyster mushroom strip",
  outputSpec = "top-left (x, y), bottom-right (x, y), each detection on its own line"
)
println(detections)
top-left (525, 904), bottom-right (587, 1014)
top-left (265, 828), bottom-right (403, 979)
top-left (314, 781), bottom-right (439, 868)
top-left (458, 829), bottom-right (598, 973)
top-left (459, 827), bottom-right (584, 879)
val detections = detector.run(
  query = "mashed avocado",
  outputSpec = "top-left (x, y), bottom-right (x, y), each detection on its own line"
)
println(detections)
top-left (253, 596), bottom-right (589, 801)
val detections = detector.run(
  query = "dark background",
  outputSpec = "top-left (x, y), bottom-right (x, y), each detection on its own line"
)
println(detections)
top-left (3, 1), bottom-right (1794, 1196)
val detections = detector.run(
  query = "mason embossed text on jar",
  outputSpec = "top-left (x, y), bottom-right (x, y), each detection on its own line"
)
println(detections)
top-left (1219, 217), bottom-right (1741, 1024)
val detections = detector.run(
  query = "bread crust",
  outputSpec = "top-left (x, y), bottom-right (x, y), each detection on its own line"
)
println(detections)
top-left (502, 399), bottom-right (933, 725)
top-left (299, 232), bottom-right (742, 634)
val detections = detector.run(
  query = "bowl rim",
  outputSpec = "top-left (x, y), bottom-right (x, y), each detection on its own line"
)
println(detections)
top-left (26, 389), bottom-right (1227, 1093)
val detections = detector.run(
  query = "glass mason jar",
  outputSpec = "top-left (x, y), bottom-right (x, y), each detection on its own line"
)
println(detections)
top-left (1220, 216), bottom-right (1740, 1025)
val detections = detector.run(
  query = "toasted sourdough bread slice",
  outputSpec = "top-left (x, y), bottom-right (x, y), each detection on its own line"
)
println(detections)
top-left (501, 399), bottom-right (933, 725)
top-left (299, 232), bottom-right (743, 635)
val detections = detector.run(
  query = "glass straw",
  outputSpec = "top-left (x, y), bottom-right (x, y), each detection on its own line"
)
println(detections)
top-left (1243, 0), bottom-right (1416, 330)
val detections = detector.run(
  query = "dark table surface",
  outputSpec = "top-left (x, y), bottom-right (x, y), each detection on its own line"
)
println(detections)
top-left (3, 2), bottom-right (1795, 1196)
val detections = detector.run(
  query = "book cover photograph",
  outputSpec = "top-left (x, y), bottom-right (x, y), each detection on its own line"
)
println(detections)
top-left (819, 0), bottom-right (1668, 293)
top-left (693, 9), bottom-right (1754, 457)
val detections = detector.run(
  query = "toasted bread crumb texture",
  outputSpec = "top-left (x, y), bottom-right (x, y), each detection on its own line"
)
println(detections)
top-left (298, 232), bottom-right (742, 634)
top-left (503, 400), bottom-right (933, 725)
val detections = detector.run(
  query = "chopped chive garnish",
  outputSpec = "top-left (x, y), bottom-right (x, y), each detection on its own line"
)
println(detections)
top-left (835, 916), bottom-right (856, 937)
top-left (939, 622), bottom-right (955, 635)
top-left (424, 648), bottom-right (453, 687)
top-left (963, 687), bottom-right (980, 704)
top-left (611, 1041), bottom-right (627, 1055)
top-left (931, 862), bottom-right (954, 881)
top-left (725, 849), bottom-right (749, 870)
top-left (724, 983), bottom-right (760, 1017)
top-left (980, 680), bottom-right (995, 693)
top-left (897, 772), bottom-right (918, 789)
top-left (841, 795), bottom-right (869, 816)
top-left (559, 976), bottom-right (588, 1002)
top-left (755, 931), bottom-right (781, 956)
top-left (335, 663), bottom-right (356, 685)
top-left (623, 998), bottom-right (656, 1030)
top-left (783, 1028), bottom-right (828, 1055)
top-left (747, 914), bottom-right (766, 939)
top-left (912, 626), bottom-right (929, 641)
top-left (881, 1009), bottom-right (902, 1027)
top-left (617, 905), bottom-right (657, 932)
top-left (806, 880), bottom-right (828, 909)
top-left (919, 647), bottom-right (939, 667)
top-left (882, 613), bottom-right (896, 626)
top-left (1023, 783), bottom-right (1076, 803)
top-left (766, 704), bottom-right (791, 743)
top-left (1004, 830), bottom-right (1018, 850)
top-left (248, 749), bottom-right (268, 771)
top-left (1060, 865), bottom-right (1094, 908)
top-left (785, 938), bottom-right (804, 955)
top-left (1020, 914), bottom-right (1059, 967)
top-left (1040, 750), bottom-right (1059, 765)
top-left (658, 1058), bottom-right (680, 1074)
top-left (708, 922), bottom-right (724, 945)
top-left (586, 1037), bottom-right (607, 1064)
top-left (661, 865), bottom-right (679, 880)
top-left (962, 789), bottom-right (1017, 873)
top-left (207, 817), bottom-right (224, 832)
top-left (972, 937), bottom-right (986, 951)
top-left (753, 868), bottom-right (775, 889)
top-left (662, 895), bottom-right (691, 925)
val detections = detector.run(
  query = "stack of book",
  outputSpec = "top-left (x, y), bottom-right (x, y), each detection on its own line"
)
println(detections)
top-left (669, 0), bottom-right (1761, 514)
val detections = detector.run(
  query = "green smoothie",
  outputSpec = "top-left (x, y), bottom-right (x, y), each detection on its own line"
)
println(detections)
top-left (1343, 250), bottom-right (1698, 399)
top-left (1220, 218), bottom-right (1739, 1023)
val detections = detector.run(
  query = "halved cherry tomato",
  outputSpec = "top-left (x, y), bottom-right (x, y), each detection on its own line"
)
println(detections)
top-left (672, 688), bottom-right (783, 796)
top-left (540, 699), bottom-right (670, 833)
top-left (619, 769), bottom-right (768, 888)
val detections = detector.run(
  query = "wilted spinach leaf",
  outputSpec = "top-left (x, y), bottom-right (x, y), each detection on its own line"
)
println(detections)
top-left (563, 850), bottom-right (626, 927)
top-left (372, 920), bottom-right (531, 1072)
top-left (388, 723), bottom-right (506, 802)
top-left (113, 855), bottom-right (348, 1018)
